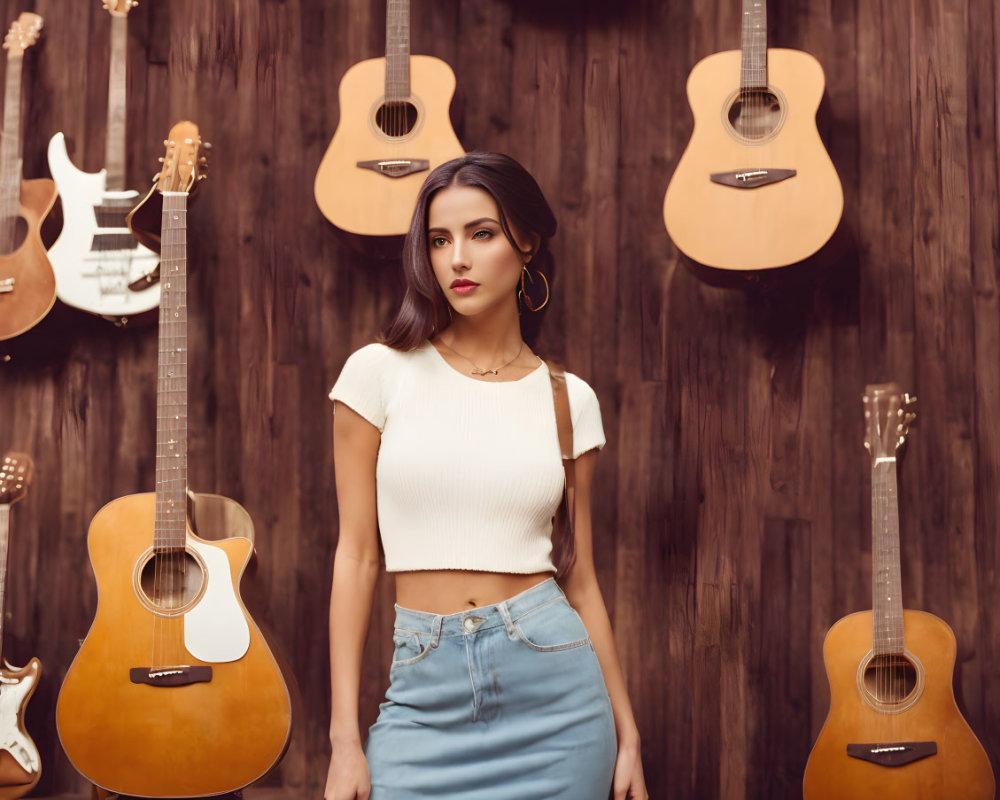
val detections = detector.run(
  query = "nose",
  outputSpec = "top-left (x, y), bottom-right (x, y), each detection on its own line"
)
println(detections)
top-left (450, 239), bottom-right (470, 272)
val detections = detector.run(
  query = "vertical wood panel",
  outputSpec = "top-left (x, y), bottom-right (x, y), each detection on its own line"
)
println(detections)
top-left (0, 0), bottom-right (997, 796)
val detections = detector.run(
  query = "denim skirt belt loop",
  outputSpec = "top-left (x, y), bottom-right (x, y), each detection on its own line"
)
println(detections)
top-left (364, 577), bottom-right (617, 799)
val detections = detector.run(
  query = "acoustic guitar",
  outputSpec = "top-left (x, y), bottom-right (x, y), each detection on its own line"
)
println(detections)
top-left (313, 0), bottom-right (465, 236)
top-left (46, 0), bottom-right (160, 325)
top-left (0, 453), bottom-right (41, 800)
top-left (802, 385), bottom-right (995, 799)
top-left (0, 14), bottom-right (57, 341)
top-left (662, 0), bottom-right (843, 270)
top-left (56, 123), bottom-right (292, 798)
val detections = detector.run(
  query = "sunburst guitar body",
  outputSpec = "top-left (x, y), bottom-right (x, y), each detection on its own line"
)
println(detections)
top-left (0, 179), bottom-right (57, 341)
top-left (314, 0), bottom-right (464, 236)
top-left (0, 14), bottom-right (56, 341)
top-left (663, 0), bottom-right (842, 271)
top-left (803, 386), bottom-right (994, 799)
top-left (804, 610), bottom-right (994, 799)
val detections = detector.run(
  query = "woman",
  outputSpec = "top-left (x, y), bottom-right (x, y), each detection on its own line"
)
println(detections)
top-left (324, 152), bottom-right (648, 800)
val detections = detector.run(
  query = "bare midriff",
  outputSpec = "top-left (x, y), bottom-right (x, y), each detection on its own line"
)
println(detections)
top-left (394, 569), bottom-right (554, 616)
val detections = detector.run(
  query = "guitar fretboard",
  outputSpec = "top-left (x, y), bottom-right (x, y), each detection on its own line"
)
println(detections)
top-left (871, 457), bottom-right (905, 655)
top-left (105, 13), bottom-right (128, 191)
top-left (739, 0), bottom-right (767, 89)
top-left (0, 52), bottom-right (24, 252)
top-left (384, 0), bottom-right (411, 102)
top-left (154, 193), bottom-right (189, 552)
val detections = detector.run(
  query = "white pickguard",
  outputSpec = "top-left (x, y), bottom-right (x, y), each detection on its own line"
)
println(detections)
top-left (47, 132), bottom-right (161, 318)
top-left (0, 665), bottom-right (40, 776)
top-left (183, 538), bottom-right (251, 663)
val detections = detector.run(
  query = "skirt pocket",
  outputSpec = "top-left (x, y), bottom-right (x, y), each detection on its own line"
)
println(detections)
top-left (513, 597), bottom-right (591, 652)
top-left (390, 628), bottom-right (434, 668)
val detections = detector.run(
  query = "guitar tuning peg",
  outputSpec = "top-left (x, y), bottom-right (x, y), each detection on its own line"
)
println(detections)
top-left (203, 142), bottom-right (213, 150)
top-left (163, 139), bottom-right (169, 146)
top-left (158, 157), bottom-right (164, 162)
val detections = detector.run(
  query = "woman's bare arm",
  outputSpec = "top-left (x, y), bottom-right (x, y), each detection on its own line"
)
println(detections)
top-left (561, 450), bottom-right (648, 800)
top-left (325, 403), bottom-right (381, 800)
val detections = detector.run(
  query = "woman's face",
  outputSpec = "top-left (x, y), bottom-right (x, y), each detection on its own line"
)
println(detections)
top-left (427, 184), bottom-right (536, 319)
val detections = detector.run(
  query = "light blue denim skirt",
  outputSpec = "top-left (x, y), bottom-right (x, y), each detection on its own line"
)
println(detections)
top-left (364, 578), bottom-right (617, 799)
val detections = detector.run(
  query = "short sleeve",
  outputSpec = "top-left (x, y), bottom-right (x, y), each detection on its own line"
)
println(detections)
top-left (329, 343), bottom-right (392, 431)
top-left (565, 372), bottom-right (606, 457)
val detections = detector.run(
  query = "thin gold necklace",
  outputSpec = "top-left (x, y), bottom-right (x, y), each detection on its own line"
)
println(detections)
top-left (437, 339), bottom-right (525, 376)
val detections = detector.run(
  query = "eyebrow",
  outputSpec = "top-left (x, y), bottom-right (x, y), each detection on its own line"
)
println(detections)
top-left (427, 217), bottom-right (500, 234)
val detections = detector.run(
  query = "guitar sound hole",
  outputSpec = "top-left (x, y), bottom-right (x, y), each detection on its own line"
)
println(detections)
top-left (727, 89), bottom-right (782, 141)
top-left (138, 549), bottom-right (204, 612)
top-left (862, 654), bottom-right (918, 704)
top-left (376, 101), bottom-right (418, 137)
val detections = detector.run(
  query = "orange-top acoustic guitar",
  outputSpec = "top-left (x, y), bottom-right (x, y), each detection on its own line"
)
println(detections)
top-left (662, 0), bottom-right (842, 270)
top-left (314, 0), bottom-right (464, 236)
top-left (0, 14), bottom-right (56, 340)
top-left (56, 123), bottom-right (292, 798)
top-left (802, 385), bottom-right (995, 799)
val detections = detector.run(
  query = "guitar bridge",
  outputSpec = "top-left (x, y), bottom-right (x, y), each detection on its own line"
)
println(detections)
top-left (0, 278), bottom-right (13, 293)
top-left (710, 168), bottom-right (796, 188)
top-left (357, 159), bottom-right (430, 178)
top-left (846, 741), bottom-right (937, 767)
top-left (130, 666), bottom-right (212, 687)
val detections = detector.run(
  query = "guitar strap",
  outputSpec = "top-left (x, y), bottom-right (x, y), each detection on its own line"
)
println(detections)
top-left (547, 363), bottom-right (576, 530)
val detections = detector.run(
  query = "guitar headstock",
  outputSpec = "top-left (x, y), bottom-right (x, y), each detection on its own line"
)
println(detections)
top-left (0, 452), bottom-right (33, 505)
top-left (154, 121), bottom-right (209, 194)
top-left (3, 13), bottom-right (43, 55)
top-left (102, 0), bottom-right (138, 17)
top-left (863, 383), bottom-right (917, 460)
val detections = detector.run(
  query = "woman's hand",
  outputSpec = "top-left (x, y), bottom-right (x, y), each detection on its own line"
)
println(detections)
top-left (611, 736), bottom-right (648, 800)
top-left (324, 740), bottom-right (371, 800)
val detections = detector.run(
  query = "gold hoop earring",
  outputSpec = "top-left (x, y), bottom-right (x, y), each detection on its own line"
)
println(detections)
top-left (518, 264), bottom-right (550, 312)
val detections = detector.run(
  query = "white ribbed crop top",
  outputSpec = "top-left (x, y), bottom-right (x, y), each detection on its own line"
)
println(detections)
top-left (328, 341), bottom-right (606, 573)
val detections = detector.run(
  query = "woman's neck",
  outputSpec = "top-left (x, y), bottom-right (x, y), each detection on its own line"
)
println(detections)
top-left (438, 302), bottom-right (524, 364)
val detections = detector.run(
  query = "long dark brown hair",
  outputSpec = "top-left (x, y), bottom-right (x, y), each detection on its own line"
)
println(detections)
top-left (381, 153), bottom-right (576, 576)
top-left (382, 152), bottom-right (557, 351)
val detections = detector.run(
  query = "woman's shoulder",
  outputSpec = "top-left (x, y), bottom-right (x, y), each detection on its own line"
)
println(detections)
top-left (340, 341), bottom-right (427, 373)
top-left (557, 368), bottom-right (606, 456)
top-left (561, 369), bottom-right (600, 408)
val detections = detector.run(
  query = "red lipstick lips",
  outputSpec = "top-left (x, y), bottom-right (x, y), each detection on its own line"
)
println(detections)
top-left (450, 279), bottom-right (479, 295)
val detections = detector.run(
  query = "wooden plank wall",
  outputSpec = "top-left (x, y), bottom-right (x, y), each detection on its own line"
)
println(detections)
top-left (0, 0), bottom-right (997, 797)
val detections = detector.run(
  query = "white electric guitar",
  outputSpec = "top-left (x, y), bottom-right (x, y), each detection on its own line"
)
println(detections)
top-left (0, 453), bottom-right (41, 799)
top-left (46, 0), bottom-right (158, 324)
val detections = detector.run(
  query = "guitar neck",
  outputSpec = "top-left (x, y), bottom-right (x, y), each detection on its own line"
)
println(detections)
top-left (0, 505), bottom-right (9, 662)
top-left (0, 51), bottom-right (23, 249)
top-left (871, 457), bottom-right (905, 655)
top-left (384, 0), bottom-right (410, 102)
top-left (154, 192), bottom-right (189, 552)
top-left (739, 0), bottom-right (767, 89)
top-left (104, 13), bottom-right (128, 191)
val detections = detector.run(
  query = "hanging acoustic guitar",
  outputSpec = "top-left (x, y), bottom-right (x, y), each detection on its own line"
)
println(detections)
top-left (802, 385), bottom-right (995, 799)
top-left (313, 0), bottom-right (465, 236)
top-left (0, 453), bottom-right (41, 800)
top-left (0, 13), bottom-right (57, 341)
top-left (662, 0), bottom-right (843, 270)
top-left (56, 123), bottom-right (292, 798)
top-left (46, 0), bottom-right (160, 325)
